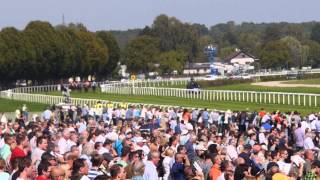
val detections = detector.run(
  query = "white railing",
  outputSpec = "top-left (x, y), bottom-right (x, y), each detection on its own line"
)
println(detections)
top-left (0, 90), bottom-right (199, 111)
top-left (101, 79), bottom-right (189, 90)
top-left (13, 85), bottom-right (60, 93)
top-left (1, 77), bottom-right (320, 109)
top-left (101, 86), bottom-right (320, 107)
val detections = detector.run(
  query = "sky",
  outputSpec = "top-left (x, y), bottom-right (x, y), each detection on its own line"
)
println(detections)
top-left (0, 0), bottom-right (319, 31)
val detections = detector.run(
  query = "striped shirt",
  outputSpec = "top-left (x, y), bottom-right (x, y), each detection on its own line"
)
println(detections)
top-left (88, 168), bottom-right (103, 180)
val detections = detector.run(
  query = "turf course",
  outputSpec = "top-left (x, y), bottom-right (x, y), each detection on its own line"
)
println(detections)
top-left (282, 78), bottom-right (320, 85)
top-left (150, 81), bottom-right (320, 94)
top-left (33, 90), bottom-right (320, 115)
top-left (0, 98), bottom-right (48, 112)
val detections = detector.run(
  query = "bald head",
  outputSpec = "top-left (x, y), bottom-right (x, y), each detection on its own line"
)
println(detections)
top-left (50, 167), bottom-right (66, 180)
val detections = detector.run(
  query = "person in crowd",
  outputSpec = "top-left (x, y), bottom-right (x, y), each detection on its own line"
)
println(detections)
top-left (50, 166), bottom-right (66, 180)
top-left (71, 158), bottom-right (90, 180)
top-left (143, 151), bottom-right (160, 180)
top-left (3, 102), bottom-right (320, 180)
top-left (15, 157), bottom-right (34, 180)
top-left (36, 161), bottom-right (51, 180)
top-left (0, 158), bottom-right (9, 180)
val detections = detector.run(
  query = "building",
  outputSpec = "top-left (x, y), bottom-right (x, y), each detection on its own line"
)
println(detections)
top-left (224, 49), bottom-right (257, 72)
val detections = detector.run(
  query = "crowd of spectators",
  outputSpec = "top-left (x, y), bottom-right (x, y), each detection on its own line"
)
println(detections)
top-left (1, 104), bottom-right (320, 180)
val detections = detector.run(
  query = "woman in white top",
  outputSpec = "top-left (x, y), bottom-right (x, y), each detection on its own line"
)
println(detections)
top-left (162, 148), bottom-right (174, 180)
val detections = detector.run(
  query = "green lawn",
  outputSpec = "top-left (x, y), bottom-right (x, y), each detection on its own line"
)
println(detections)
top-left (141, 81), bottom-right (320, 94)
top-left (0, 98), bottom-right (48, 112)
top-left (33, 90), bottom-right (319, 115)
top-left (204, 83), bottom-right (320, 94)
top-left (282, 78), bottom-right (320, 85)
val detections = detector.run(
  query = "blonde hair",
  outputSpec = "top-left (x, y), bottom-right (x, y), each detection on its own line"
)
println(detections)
top-left (133, 161), bottom-right (145, 176)
top-left (164, 148), bottom-right (174, 157)
top-left (81, 143), bottom-right (94, 156)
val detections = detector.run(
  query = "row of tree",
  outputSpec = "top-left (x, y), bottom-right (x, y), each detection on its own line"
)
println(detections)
top-left (0, 21), bottom-right (120, 83)
top-left (118, 15), bottom-right (320, 74)
top-left (1, 15), bottom-right (320, 83)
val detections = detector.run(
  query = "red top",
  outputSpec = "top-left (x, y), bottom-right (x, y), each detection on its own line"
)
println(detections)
top-left (10, 147), bottom-right (27, 162)
top-left (36, 176), bottom-right (51, 180)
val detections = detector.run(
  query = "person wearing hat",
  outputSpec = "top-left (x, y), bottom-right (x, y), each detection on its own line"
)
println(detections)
top-left (99, 153), bottom-right (114, 176)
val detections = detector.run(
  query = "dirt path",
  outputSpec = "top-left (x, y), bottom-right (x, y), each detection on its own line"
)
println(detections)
top-left (251, 81), bottom-right (320, 88)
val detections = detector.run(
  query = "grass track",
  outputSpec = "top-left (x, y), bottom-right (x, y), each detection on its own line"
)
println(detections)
top-left (34, 90), bottom-right (320, 115)
top-left (0, 98), bottom-right (48, 112)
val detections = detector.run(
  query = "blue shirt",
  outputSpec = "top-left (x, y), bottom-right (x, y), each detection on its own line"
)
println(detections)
top-left (202, 111), bottom-right (209, 120)
top-left (171, 162), bottom-right (185, 180)
top-left (125, 109), bottom-right (133, 119)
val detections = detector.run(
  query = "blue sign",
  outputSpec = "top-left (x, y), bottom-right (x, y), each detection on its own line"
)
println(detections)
top-left (205, 45), bottom-right (217, 76)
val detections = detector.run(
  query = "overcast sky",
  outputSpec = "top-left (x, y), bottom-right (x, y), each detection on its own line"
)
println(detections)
top-left (0, 0), bottom-right (319, 31)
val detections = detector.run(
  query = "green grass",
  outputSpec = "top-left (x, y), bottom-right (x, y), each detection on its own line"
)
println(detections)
top-left (141, 81), bottom-right (320, 94)
top-left (204, 83), bottom-right (320, 94)
top-left (33, 90), bottom-right (319, 115)
top-left (282, 78), bottom-right (320, 85)
top-left (0, 98), bottom-right (48, 112)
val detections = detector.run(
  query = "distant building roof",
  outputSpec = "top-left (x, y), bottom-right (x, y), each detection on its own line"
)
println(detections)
top-left (224, 50), bottom-right (256, 65)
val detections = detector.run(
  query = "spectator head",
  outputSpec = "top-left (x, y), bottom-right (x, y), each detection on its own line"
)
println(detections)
top-left (102, 153), bottom-right (114, 168)
top-left (312, 160), bottom-right (320, 174)
top-left (175, 153), bottom-right (185, 163)
top-left (220, 160), bottom-right (233, 173)
top-left (36, 136), bottom-right (48, 150)
top-left (81, 143), bottom-right (94, 156)
top-left (16, 133), bottom-right (28, 147)
top-left (148, 151), bottom-right (160, 165)
top-left (4, 134), bottom-right (13, 144)
top-left (163, 148), bottom-right (174, 158)
top-left (62, 129), bottom-right (71, 139)
top-left (70, 145), bottom-right (80, 157)
top-left (72, 158), bottom-right (89, 176)
top-left (91, 153), bottom-right (103, 167)
top-left (279, 149), bottom-right (288, 159)
top-left (177, 145), bottom-right (187, 154)
top-left (267, 162), bottom-right (279, 174)
top-left (41, 152), bottom-right (57, 166)
top-left (50, 167), bottom-right (66, 180)
top-left (305, 149), bottom-right (315, 161)
top-left (17, 157), bottom-right (33, 178)
top-left (132, 160), bottom-right (145, 177)
top-left (211, 154), bottom-right (222, 166)
top-left (121, 146), bottom-right (131, 158)
top-left (110, 164), bottom-right (126, 180)
top-left (37, 161), bottom-right (51, 178)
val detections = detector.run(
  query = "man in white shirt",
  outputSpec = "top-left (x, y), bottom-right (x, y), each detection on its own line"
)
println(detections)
top-left (143, 151), bottom-right (160, 180)
top-left (304, 133), bottom-right (319, 151)
top-left (66, 133), bottom-right (78, 152)
top-left (42, 108), bottom-right (52, 121)
top-left (31, 136), bottom-right (48, 166)
top-left (258, 128), bottom-right (267, 144)
top-left (58, 129), bottom-right (70, 155)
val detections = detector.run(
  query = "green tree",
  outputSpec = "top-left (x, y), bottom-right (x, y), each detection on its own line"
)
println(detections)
top-left (0, 27), bottom-right (35, 82)
top-left (158, 51), bottom-right (187, 75)
top-left (311, 23), bottom-right (320, 43)
top-left (304, 40), bottom-right (320, 67)
top-left (23, 21), bottom-right (64, 80)
top-left (96, 31), bottom-right (121, 76)
top-left (123, 35), bottom-right (160, 74)
top-left (260, 40), bottom-right (290, 69)
top-left (280, 36), bottom-right (303, 68)
top-left (144, 14), bottom-right (199, 61)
